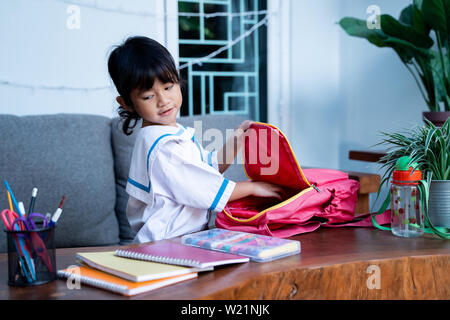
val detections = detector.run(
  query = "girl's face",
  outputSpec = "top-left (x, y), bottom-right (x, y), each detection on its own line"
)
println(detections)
top-left (123, 78), bottom-right (182, 128)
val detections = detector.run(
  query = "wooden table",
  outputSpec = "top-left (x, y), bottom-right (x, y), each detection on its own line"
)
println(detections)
top-left (1, 228), bottom-right (449, 300)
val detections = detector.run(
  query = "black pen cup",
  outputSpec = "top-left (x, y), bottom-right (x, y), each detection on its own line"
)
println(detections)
top-left (5, 226), bottom-right (56, 286)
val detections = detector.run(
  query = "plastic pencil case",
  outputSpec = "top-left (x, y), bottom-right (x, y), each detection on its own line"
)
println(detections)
top-left (181, 228), bottom-right (301, 263)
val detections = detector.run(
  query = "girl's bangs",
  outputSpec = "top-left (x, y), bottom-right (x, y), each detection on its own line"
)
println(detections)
top-left (136, 61), bottom-right (179, 92)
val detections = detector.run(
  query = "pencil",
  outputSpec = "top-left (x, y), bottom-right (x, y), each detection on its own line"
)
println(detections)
top-left (7, 190), bottom-right (13, 212)
top-left (4, 180), bottom-right (21, 215)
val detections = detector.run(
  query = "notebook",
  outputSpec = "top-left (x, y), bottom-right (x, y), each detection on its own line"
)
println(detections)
top-left (57, 265), bottom-right (197, 296)
top-left (115, 241), bottom-right (249, 268)
top-left (181, 228), bottom-right (301, 262)
top-left (76, 251), bottom-right (211, 282)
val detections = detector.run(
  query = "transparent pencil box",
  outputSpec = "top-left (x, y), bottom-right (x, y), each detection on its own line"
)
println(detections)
top-left (181, 228), bottom-right (301, 263)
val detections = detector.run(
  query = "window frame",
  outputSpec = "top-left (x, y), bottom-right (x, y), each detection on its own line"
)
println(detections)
top-left (165, 0), bottom-right (291, 134)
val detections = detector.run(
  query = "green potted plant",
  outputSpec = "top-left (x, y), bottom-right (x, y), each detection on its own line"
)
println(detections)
top-left (339, 0), bottom-right (450, 126)
top-left (376, 117), bottom-right (450, 229)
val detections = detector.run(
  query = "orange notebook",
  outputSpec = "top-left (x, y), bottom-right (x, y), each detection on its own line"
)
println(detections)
top-left (57, 265), bottom-right (197, 296)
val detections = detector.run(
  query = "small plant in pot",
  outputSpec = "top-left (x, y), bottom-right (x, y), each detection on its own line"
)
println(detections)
top-left (339, 0), bottom-right (450, 126)
top-left (377, 118), bottom-right (450, 232)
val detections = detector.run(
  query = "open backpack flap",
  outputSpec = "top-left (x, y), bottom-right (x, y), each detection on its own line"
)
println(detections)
top-left (215, 122), bottom-right (387, 238)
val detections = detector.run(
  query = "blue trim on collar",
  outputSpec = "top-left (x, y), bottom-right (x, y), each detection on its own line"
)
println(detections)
top-left (128, 127), bottom-right (185, 193)
top-left (207, 150), bottom-right (213, 167)
top-left (191, 135), bottom-right (204, 162)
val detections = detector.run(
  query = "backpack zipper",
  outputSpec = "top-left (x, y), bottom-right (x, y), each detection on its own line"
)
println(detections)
top-left (311, 184), bottom-right (321, 193)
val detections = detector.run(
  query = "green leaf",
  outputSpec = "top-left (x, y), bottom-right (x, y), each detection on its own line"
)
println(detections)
top-left (429, 51), bottom-right (450, 106)
top-left (441, 143), bottom-right (448, 176)
top-left (400, 5), bottom-right (414, 26)
top-left (421, 0), bottom-right (450, 35)
top-left (414, 2), bottom-right (432, 34)
top-left (338, 17), bottom-right (388, 47)
top-left (443, 165), bottom-right (450, 179)
top-left (402, 2), bottom-right (433, 35)
top-left (424, 126), bottom-right (435, 150)
top-left (381, 14), bottom-right (434, 48)
top-left (383, 37), bottom-right (434, 64)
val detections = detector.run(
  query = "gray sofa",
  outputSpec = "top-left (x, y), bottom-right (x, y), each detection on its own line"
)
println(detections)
top-left (0, 113), bottom-right (248, 253)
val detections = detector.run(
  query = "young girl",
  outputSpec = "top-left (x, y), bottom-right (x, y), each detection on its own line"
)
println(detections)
top-left (108, 36), bottom-right (283, 242)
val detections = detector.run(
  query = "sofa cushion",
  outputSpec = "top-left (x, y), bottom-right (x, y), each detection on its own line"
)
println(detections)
top-left (110, 117), bottom-right (138, 244)
top-left (111, 114), bottom-right (249, 233)
top-left (0, 114), bottom-right (120, 252)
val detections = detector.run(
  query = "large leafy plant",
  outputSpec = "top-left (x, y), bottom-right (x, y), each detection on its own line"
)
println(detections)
top-left (339, 0), bottom-right (450, 112)
top-left (376, 118), bottom-right (450, 191)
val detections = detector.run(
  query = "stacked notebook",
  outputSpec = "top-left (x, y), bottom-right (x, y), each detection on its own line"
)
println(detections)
top-left (57, 241), bottom-right (249, 296)
top-left (58, 229), bottom-right (301, 296)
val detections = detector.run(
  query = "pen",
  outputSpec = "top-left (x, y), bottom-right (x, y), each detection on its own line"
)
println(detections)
top-left (49, 195), bottom-right (66, 227)
top-left (28, 187), bottom-right (38, 217)
top-left (17, 201), bottom-right (37, 278)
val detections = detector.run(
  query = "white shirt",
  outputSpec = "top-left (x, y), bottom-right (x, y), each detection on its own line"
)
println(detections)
top-left (125, 123), bottom-right (236, 243)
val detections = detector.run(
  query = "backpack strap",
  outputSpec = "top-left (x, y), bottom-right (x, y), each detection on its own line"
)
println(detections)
top-left (371, 191), bottom-right (392, 231)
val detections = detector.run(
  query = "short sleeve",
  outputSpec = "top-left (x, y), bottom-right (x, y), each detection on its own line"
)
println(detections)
top-left (151, 140), bottom-right (235, 212)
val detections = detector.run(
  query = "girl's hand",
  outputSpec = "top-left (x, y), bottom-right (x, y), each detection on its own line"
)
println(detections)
top-left (251, 181), bottom-right (284, 199)
top-left (237, 120), bottom-right (254, 133)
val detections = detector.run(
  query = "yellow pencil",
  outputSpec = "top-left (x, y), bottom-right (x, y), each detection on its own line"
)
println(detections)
top-left (7, 190), bottom-right (13, 212)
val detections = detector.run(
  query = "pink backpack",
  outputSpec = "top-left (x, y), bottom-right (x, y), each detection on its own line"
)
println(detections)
top-left (215, 122), bottom-right (390, 238)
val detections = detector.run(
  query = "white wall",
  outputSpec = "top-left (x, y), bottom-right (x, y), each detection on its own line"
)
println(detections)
top-left (290, 0), bottom-right (423, 172)
top-left (0, 0), bottom-right (169, 118)
top-left (290, 0), bottom-right (424, 165)
top-left (339, 0), bottom-right (424, 173)
top-left (289, 0), bottom-right (425, 209)
top-left (289, 0), bottom-right (342, 169)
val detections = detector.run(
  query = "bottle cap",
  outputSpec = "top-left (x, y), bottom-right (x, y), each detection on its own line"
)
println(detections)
top-left (392, 156), bottom-right (422, 185)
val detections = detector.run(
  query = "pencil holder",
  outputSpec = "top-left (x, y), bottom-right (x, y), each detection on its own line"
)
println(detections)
top-left (5, 226), bottom-right (56, 286)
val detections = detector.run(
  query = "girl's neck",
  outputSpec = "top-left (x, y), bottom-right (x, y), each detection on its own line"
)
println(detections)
top-left (142, 120), bottom-right (178, 128)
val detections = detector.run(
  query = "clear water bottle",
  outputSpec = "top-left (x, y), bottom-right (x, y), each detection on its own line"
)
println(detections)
top-left (390, 156), bottom-right (424, 237)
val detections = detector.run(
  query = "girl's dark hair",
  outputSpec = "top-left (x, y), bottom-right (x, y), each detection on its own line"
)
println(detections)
top-left (108, 36), bottom-right (181, 135)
